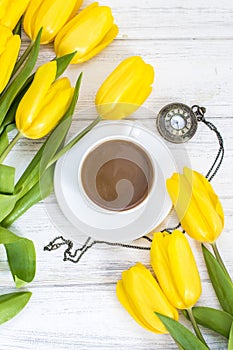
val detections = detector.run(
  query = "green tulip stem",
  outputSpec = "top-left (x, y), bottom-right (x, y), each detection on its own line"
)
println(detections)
top-left (47, 115), bottom-right (102, 169)
top-left (186, 308), bottom-right (209, 348)
top-left (11, 41), bottom-right (34, 78)
top-left (0, 131), bottom-right (22, 164)
top-left (211, 242), bottom-right (231, 280)
top-left (174, 340), bottom-right (185, 350)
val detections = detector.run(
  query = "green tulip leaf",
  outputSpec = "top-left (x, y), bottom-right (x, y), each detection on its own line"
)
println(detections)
top-left (0, 226), bottom-right (22, 243)
top-left (202, 245), bottom-right (233, 315)
top-left (13, 17), bottom-right (22, 36)
top-left (0, 84), bottom-right (26, 134)
top-left (0, 129), bottom-right (9, 156)
top-left (0, 193), bottom-right (18, 222)
top-left (0, 164), bottom-right (15, 194)
top-left (55, 52), bottom-right (77, 79)
top-left (155, 313), bottom-right (209, 350)
top-left (228, 323), bottom-right (233, 350)
top-left (184, 306), bottom-right (233, 338)
top-left (0, 124), bottom-right (15, 154)
top-left (0, 28), bottom-right (42, 128)
top-left (0, 226), bottom-right (36, 287)
top-left (0, 292), bottom-right (32, 325)
top-left (2, 166), bottom-right (54, 228)
top-left (5, 239), bottom-right (36, 288)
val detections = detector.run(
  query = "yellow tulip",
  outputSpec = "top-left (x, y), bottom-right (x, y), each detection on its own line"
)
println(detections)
top-left (151, 230), bottom-right (202, 310)
top-left (54, 2), bottom-right (118, 64)
top-left (23, 0), bottom-right (83, 44)
top-left (0, 0), bottom-right (30, 30)
top-left (166, 167), bottom-right (224, 243)
top-left (95, 56), bottom-right (154, 120)
top-left (0, 25), bottom-right (21, 94)
top-left (16, 61), bottom-right (74, 139)
top-left (116, 263), bottom-right (178, 334)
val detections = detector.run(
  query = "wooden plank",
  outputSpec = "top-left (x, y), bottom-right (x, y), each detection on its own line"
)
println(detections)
top-left (18, 38), bottom-right (233, 117)
top-left (81, 0), bottom-right (233, 40)
top-left (20, 0), bottom-right (233, 42)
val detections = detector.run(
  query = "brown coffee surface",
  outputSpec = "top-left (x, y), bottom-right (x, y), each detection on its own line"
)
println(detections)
top-left (81, 140), bottom-right (154, 211)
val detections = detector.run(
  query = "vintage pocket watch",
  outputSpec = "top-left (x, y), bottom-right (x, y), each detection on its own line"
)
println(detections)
top-left (156, 103), bottom-right (206, 143)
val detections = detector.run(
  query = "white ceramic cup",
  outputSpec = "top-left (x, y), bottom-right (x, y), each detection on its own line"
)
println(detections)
top-left (77, 135), bottom-right (157, 215)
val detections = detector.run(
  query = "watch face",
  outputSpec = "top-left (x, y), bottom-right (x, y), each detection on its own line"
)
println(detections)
top-left (156, 103), bottom-right (198, 143)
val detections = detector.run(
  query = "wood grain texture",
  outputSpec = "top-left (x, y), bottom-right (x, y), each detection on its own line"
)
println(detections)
top-left (1, 0), bottom-right (233, 349)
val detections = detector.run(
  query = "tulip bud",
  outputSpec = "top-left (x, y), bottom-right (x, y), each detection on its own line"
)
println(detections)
top-left (23, 0), bottom-right (83, 44)
top-left (16, 61), bottom-right (74, 139)
top-left (166, 167), bottom-right (224, 243)
top-left (95, 56), bottom-right (154, 120)
top-left (54, 2), bottom-right (118, 64)
top-left (0, 0), bottom-right (30, 30)
top-left (151, 230), bottom-right (202, 309)
top-left (0, 25), bottom-right (20, 94)
top-left (116, 263), bottom-right (178, 333)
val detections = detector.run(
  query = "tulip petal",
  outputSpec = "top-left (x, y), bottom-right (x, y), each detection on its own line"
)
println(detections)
top-left (186, 167), bottom-right (224, 230)
top-left (167, 230), bottom-right (202, 309)
top-left (116, 280), bottom-right (154, 332)
top-left (68, 0), bottom-right (83, 20)
top-left (97, 102), bottom-right (141, 121)
top-left (55, 5), bottom-right (114, 60)
top-left (0, 35), bottom-right (20, 94)
top-left (54, 2), bottom-right (99, 50)
top-left (166, 172), bottom-right (193, 219)
top-left (151, 231), bottom-right (202, 309)
top-left (72, 24), bottom-right (119, 64)
top-left (0, 0), bottom-right (30, 30)
top-left (192, 191), bottom-right (223, 242)
top-left (117, 62), bottom-right (154, 106)
top-left (37, 0), bottom-right (80, 43)
top-left (151, 232), bottom-right (187, 309)
top-left (16, 61), bottom-right (57, 134)
top-left (36, 77), bottom-right (72, 114)
top-left (23, 0), bottom-right (42, 39)
top-left (183, 167), bottom-right (224, 242)
top-left (95, 56), bottom-right (154, 119)
top-left (122, 263), bottom-right (178, 333)
top-left (166, 168), bottom-right (223, 242)
top-left (24, 0), bottom-right (81, 43)
top-left (24, 83), bottom-right (74, 139)
top-left (96, 56), bottom-right (144, 105)
top-left (0, 25), bottom-right (13, 56)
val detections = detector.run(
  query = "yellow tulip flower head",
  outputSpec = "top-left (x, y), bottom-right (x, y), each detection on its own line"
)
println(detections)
top-left (151, 230), bottom-right (202, 310)
top-left (95, 56), bottom-right (154, 120)
top-left (116, 263), bottom-right (178, 334)
top-left (166, 167), bottom-right (224, 243)
top-left (0, 0), bottom-right (30, 30)
top-left (54, 2), bottom-right (118, 64)
top-left (23, 0), bottom-right (83, 44)
top-left (16, 61), bottom-right (74, 139)
top-left (0, 25), bottom-right (21, 94)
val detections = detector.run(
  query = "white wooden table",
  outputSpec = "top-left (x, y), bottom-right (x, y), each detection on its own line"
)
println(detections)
top-left (1, 1), bottom-right (233, 349)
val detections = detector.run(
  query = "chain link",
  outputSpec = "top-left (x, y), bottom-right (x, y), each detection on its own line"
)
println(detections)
top-left (191, 105), bottom-right (224, 181)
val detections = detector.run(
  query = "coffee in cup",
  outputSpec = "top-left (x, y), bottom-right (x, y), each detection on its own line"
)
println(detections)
top-left (79, 138), bottom-right (154, 212)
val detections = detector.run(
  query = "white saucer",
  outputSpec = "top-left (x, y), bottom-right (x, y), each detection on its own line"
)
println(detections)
top-left (54, 121), bottom-right (176, 242)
